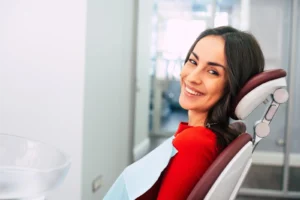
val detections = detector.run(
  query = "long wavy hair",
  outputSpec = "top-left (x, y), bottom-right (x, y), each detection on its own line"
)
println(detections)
top-left (184, 26), bottom-right (265, 150)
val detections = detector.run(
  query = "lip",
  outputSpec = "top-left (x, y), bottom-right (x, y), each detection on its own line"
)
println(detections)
top-left (184, 82), bottom-right (204, 95)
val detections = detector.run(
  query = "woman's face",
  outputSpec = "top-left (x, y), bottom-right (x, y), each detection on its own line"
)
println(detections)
top-left (179, 35), bottom-right (227, 113)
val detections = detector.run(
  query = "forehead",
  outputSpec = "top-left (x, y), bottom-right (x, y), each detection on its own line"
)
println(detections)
top-left (192, 35), bottom-right (226, 66)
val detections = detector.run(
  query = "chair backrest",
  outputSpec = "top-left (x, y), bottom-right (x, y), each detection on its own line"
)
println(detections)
top-left (187, 69), bottom-right (288, 200)
top-left (187, 132), bottom-right (252, 200)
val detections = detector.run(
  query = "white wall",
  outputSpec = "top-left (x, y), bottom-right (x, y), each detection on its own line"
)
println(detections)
top-left (231, 0), bottom-right (287, 69)
top-left (82, 0), bottom-right (137, 199)
top-left (133, 0), bottom-right (153, 161)
top-left (0, 0), bottom-right (138, 199)
top-left (0, 0), bottom-right (86, 199)
top-left (249, 0), bottom-right (288, 69)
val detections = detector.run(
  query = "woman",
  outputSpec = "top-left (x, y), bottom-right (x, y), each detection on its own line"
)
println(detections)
top-left (104, 26), bottom-right (265, 200)
top-left (137, 26), bottom-right (265, 199)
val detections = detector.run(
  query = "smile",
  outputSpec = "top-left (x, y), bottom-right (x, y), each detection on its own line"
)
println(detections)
top-left (185, 85), bottom-right (203, 96)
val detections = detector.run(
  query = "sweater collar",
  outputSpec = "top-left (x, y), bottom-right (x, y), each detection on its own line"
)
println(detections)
top-left (175, 122), bottom-right (192, 136)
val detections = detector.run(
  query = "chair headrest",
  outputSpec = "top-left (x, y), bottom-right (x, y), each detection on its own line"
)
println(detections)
top-left (230, 69), bottom-right (287, 120)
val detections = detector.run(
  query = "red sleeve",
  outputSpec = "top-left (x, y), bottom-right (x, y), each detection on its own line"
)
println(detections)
top-left (157, 128), bottom-right (218, 200)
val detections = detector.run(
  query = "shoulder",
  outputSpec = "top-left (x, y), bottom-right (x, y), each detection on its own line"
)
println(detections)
top-left (174, 126), bottom-right (217, 143)
top-left (173, 126), bottom-right (218, 154)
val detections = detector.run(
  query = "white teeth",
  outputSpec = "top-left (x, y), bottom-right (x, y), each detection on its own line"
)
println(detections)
top-left (185, 86), bottom-right (202, 96)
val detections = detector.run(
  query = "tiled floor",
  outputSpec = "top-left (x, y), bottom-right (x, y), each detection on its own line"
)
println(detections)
top-left (236, 165), bottom-right (300, 200)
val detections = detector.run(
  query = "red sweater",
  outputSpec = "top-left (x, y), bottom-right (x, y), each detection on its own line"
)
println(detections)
top-left (137, 122), bottom-right (219, 200)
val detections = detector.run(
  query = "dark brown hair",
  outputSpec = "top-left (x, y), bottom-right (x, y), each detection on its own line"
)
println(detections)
top-left (184, 26), bottom-right (265, 150)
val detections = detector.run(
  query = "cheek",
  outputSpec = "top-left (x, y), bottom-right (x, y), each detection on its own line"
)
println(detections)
top-left (180, 67), bottom-right (188, 85)
top-left (180, 64), bottom-right (192, 78)
top-left (180, 65), bottom-right (188, 78)
top-left (206, 79), bottom-right (226, 100)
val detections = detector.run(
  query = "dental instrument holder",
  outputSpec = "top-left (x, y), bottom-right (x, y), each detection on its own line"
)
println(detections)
top-left (253, 88), bottom-right (289, 150)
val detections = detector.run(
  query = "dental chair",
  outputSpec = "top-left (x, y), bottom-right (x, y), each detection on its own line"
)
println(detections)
top-left (187, 69), bottom-right (289, 200)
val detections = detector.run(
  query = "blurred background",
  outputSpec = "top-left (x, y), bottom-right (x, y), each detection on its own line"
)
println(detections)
top-left (0, 0), bottom-right (299, 199)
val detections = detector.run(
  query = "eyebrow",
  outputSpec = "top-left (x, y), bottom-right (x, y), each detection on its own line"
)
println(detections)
top-left (191, 52), bottom-right (226, 69)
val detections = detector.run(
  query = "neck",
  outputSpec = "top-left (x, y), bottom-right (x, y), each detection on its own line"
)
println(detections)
top-left (188, 110), bottom-right (208, 127)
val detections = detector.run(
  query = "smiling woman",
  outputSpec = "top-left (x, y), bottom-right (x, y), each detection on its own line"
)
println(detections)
top-left (182, 26), bottom-right (265, 149)
top-left (136, 26), bottom-right (265, 200)
top-left (105, 26), bottom-right (265, 200)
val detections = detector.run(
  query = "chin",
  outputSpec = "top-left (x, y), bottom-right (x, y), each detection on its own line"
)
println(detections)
top-left (179, 95), bottom-right (195, 111)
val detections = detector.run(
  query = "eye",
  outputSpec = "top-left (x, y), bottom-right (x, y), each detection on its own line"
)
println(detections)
top-left (188, 59), bottom-right (197, 65)
top-left (208, 70), bottom-right (219, 76)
